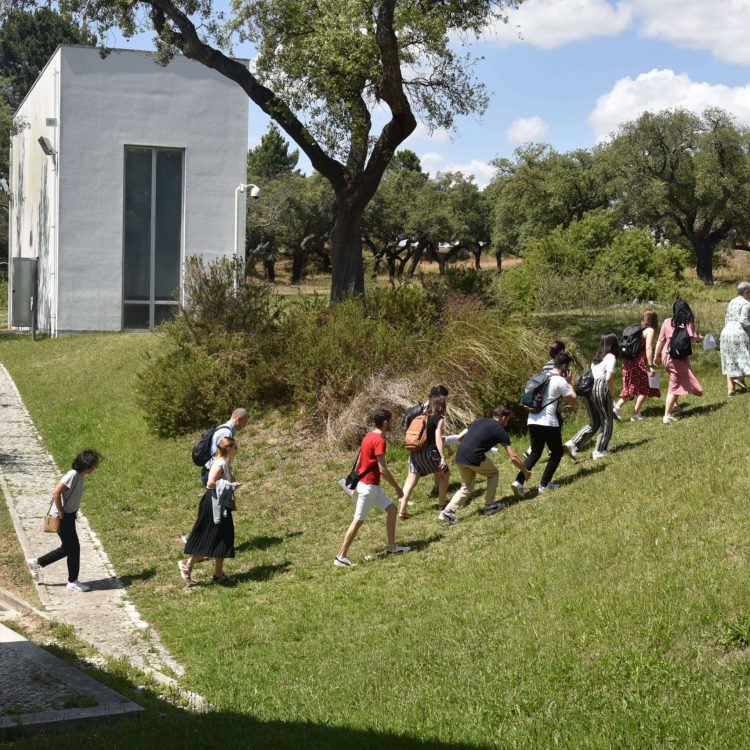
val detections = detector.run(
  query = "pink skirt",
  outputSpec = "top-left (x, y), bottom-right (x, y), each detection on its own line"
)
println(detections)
top-left (663, 353), bottom-right (703, 396)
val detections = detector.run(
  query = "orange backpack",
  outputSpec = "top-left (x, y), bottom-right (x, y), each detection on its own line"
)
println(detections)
top-left (404, 414), bottom-right (428, 452)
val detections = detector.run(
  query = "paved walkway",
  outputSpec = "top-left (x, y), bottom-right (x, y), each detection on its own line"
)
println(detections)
top-left (0, 364), bottom-right (183, 681)
top-left (0, 622), bottom-right (143, 738)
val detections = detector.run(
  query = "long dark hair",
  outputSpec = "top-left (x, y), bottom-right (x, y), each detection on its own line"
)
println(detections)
top-left (593, 333), bottom-right (619, 364)
top-left (672, 299), bottom-right (694, 326)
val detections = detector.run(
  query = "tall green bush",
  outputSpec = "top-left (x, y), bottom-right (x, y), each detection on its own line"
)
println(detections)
top-left (499, 210), bottom-right (690, 311)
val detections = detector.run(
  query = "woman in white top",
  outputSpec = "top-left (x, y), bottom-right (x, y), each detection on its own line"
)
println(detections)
top-left (565, 333), bottom-right (619, 460)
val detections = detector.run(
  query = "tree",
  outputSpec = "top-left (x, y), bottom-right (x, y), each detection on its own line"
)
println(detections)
top-left (247, 123), bottom-right (299, 182)
top-left (389, 148), bottom-right (422, 173)
top-left (27, 0), bottom-right (520, 300)
top-left (0, 8), bottom-right (95, 108)
top-left (606, 108), bottom-right (750, 284)
top-left (246, 172), bottom-right (332, 283)
top-left (487, 144), bottom-right (609, 269)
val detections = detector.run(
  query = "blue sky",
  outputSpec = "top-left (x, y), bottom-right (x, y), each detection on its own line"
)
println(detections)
top-left (112, 0), bottom-right (750, 187)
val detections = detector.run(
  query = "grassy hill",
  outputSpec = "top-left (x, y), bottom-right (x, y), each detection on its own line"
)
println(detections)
top-left (2, 300), bottom-right (750, 748)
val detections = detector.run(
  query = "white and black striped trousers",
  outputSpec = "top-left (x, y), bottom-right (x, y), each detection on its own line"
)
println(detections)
top-left (570, 378), bottom-right (614, 453)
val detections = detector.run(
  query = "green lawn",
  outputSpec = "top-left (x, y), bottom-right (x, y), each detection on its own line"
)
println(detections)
top-left (2, 299), bottom-right (750, 748)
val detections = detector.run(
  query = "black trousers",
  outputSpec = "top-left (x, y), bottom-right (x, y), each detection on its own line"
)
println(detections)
top-left (516, 424), bottom-right (564, 488)
top-left (38, 512), bottom-right (80, 583)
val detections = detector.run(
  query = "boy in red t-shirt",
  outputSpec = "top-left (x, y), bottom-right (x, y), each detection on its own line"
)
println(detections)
top-left (334, 409), bottom-right (411, 567)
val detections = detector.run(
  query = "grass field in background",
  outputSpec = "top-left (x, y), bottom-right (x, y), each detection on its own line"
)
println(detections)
top-left (2, 288), bottom-right (750, 747)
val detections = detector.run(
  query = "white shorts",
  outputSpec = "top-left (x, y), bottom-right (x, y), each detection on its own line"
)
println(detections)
top-left (353, 483), bottom-right (394, 521)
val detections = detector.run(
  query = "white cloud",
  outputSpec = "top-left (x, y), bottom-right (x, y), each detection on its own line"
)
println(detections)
top-left (588, 68), bottom-right (750, 141)
top-left (420, 152), bottom-right (496, 188)
top-left (506, 115), bottom-right (549, 143)
top-left (632, 0), bottom-right (750, 65)
top-left (408, 122), bottom-right (451, 144)
top-left (485, 0), bottom-right (750, 64)
top-left (486, 0), bottom-right (632, 49)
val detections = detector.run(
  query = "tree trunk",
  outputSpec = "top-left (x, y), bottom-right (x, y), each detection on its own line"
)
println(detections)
top-left (473, 245), bottom-right (481, 269)
top-left (406, 243), bottom-right (425, 278)
top-left (330, 201), bottom-right (365, 300)
top-left (263, 258), bottom-right (275, 283)
top-left (495, 251), bottom-right (502, 273)
top-left (694, 239), bottom-right (714, 284)
top-left (291, 245), bottom-right (307, 284)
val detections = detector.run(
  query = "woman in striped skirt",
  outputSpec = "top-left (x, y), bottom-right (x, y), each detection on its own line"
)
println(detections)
top-left (565, 334), bottom-right (619, 461)
top-left (398, 396), bottom-right (450, 518)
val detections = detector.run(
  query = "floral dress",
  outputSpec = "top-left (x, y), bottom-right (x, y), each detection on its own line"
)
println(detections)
top-left (720, 295), bottom-right (750, 377)
top-left (620, 332), bottom-right (661, 399)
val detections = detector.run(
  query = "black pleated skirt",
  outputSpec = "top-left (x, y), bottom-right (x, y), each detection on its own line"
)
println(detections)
top-left (184, 490), bottom-right (235, 558)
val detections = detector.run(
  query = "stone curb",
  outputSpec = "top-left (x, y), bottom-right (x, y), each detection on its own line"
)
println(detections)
top-left (0, 623), bottom-right (144, 740)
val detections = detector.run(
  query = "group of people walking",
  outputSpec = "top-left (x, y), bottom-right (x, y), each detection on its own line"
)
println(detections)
top-left (26, 287), bottom-right (750, 586)
top-left (334, 289), bottom-right (750, 567)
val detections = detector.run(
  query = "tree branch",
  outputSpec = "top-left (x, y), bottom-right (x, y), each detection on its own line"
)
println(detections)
top-left (148, 0), bottom-right (346, 190)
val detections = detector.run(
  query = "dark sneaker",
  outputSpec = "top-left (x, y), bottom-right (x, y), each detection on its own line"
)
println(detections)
top-left (438, 509), bottom-right (459, 525)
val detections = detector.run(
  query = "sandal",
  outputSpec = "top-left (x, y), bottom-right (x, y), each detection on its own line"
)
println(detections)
top-left (398, 511), bottom-right (410, 520)
top-left (177, 560), bottom-right (192, 581)
top-left (212, 574), bottom-right (236, 585)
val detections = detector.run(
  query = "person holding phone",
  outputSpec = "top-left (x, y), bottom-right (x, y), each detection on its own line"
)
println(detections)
top-left (180, 437), bottom-right (241, 585)
top-left (513, 353), bottom-right (577, 497)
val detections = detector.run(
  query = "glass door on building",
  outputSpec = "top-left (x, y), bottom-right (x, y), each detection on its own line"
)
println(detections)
top-left (123, 146), bottom-right (183, 329)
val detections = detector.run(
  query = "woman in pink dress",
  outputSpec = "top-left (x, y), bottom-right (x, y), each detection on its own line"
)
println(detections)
top-left (653, 300), bottom-right (704, 424)
top-left (613, 309), bottom-right (661, 422)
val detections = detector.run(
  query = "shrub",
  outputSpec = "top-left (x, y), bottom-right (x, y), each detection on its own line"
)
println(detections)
top-left (139, 256), bottom-right (284, 435)
top-left (278, 291), bottom-right (434, 419)
top-left (501, 211), bottom-right (691, 312)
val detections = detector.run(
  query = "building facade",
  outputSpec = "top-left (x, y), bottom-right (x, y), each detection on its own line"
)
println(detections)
top-left (9, 45), bottom-right (248, 334)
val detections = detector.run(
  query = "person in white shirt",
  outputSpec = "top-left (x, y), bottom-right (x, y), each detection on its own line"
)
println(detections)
top-left (512, 353), bottom-right (577, 497)
top-left (565, 333), bottom-right (619, 460)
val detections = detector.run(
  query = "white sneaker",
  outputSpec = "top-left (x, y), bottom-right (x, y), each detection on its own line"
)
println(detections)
top-left (537, 483), bottom-right (560, 493)
top-left (663, 415), bottom-right (679, 424)
top-left (66, 580), bottom-right (90, 592)
top-left (27, 558), bottom-right (41, 581)
top-left (511, 481), bottom-right (527, 499)
top-left (483, 502), bottom-right (508, 516)
top-left (334, 556), bottom-right (356, 568)
top-left (612, 404), bottom-right (622, 421)
top-left (438, 509), bottom-right (459, 525)
top-left (563, 441), bottom-right (578, 460)
top-left (630, 413), bottom-right (644, 422)
top-left (592, 450), bottom-right (611, 460)
top-left (387, 545), bottom-right (411, 555)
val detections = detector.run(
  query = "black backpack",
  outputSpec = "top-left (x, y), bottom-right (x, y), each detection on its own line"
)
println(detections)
top-left (575, 368), bottom-right (594, 395)
top-left (191, 424), bottom-right (224, 467)
top-left (401, 402), bottom-right (426, 431)
top-left (668, 324), bottom-right (692, 359)
top-left (621, 325), bottom-right (644, 360)
top-left (520, 371), bottom-right (553, 413)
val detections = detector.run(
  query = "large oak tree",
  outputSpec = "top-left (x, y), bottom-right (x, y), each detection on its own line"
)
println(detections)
top-left (607, 108), bottom-right (750, 284)
top-left (15, 0), bottom-right (521, 299)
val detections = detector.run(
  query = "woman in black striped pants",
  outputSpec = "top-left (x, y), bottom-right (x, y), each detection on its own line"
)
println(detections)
top-left (565, 334), bottom-right (619, 461)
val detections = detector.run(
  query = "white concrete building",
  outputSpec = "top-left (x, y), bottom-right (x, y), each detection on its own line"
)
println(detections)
top-left (9, 45), bottom-right (248, 333)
